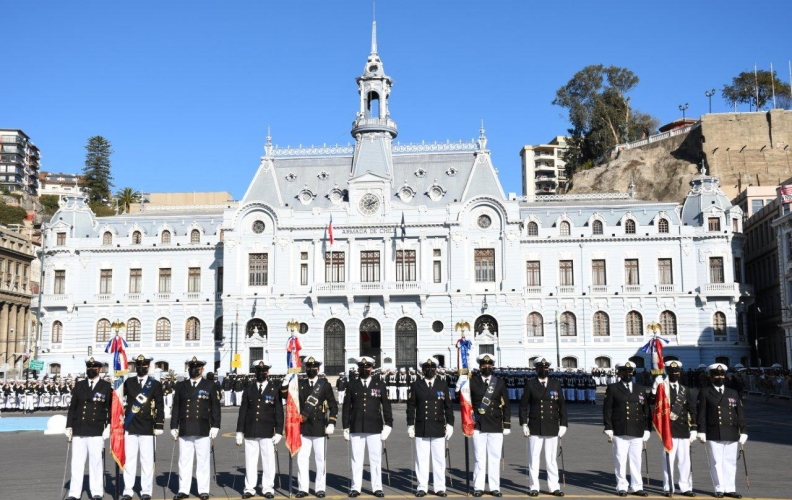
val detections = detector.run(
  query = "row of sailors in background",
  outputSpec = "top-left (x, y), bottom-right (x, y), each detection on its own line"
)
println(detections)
top-left (2, 379), bottom-right (77, 412)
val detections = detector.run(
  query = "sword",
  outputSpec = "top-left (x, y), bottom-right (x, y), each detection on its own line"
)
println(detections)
top-left (231, 437), bottom-right (242, 492)
top-left (558, 438), bottom-right (566, 488)
top-left (274, 444), bottom-right (282, 490)
top-left (445, 441), bottom-right (453, 489)
top-left (643, 441), bottom-right (650, 487)
top-left (739, 444), bottom-right (750, 489)
top-left (382, 441), bottom-right (392, 486)
top-left (501, 442), bottom-right (505, 472)
top-left (210, 440), bottom-right (219, 487)
top-left (665, 450), bottom-right (674, 498)
top-left (464, 436), bottom-right (471, 496)
top-left (167, 436), bottom-right (177, 497)
top-left (59, 439), bottom-right (71, 500)
top-left (411, 438), bottom-right (415, 493)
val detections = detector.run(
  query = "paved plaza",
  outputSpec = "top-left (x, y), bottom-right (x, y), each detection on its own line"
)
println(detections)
top-left (1, 390), bottom-right (789, 500)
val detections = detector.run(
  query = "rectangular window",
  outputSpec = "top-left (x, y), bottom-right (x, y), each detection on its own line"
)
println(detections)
top-left (53, 270), bottom-right (66, 294)
top-left (526, 261), bottom-right (541, 286)
top-left (216, 266), bottom-right (223, 293)
top-left (248, 253), bottom-right (268, 286)
top-left (592, 260), bottom-right (606, 286)
top-left (56, 232), bottom-right (66, 245)
top-left (433, 261), bottom-right (442, 283)
top-left (474, 248), bottom-right (496, 282)
top-left (301, 252), bottom-right (308, 260)
top-left (301, 263), bottom-right (308, 286)
top-left (360, 251), bottom-right (381, 282)
top-left (188, 267), bottom-right (201, 293)
top-left (158, 268), bottom-right (172, 293)
top-left (624, 259), bottom-right (640, 285)
top-left (658, 259), bottom-right (673, 284)
top-left (732, 219), bottom-right (739, 233)
top-left (559, 260), bottom-right (574, 286)
top-left (396, 250), bottom-right (416, 282)
top-left (129, 269), bottom-right (142, 293)
top-left (99, 269), bottom-right (112, 294)
top-left (325, 251), bottom-right (346, 283)
top-left (751, 199), bottom-right (764, 214)
top-left (709, 257), bottom-right (724, 283)
top-left (433, 249), bottom-right (441, 257)
top-left (734, 257), bottom-right (742, 283)
top-left (708, 217), bottom-right (721, 232)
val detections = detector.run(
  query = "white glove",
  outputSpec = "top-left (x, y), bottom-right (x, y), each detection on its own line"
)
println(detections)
top-left (171, 429), bottom-right (179, 440)
top-left (643, 430), bottom-right (651, 442)
top-left (64, 427), bottom-right (73, 442)
top-left (343, 428), bottom-right (350, 441)
top-left (209, 427), bottom-right (219, 439)
top-left (698, 433), bottom-right (707, 444)
top-left (236, 432), bottom-right (244, 446)
top-left (154, 429), bottom-right (163, 436)
top-left (739, 434), bottom-right (748, 445)
top-left (325, 424), bottom-right (335, 435)
top-left (558, 426), bottom-right (567, 438)
top-left (102, 426), bottom-right (110, 440)
top-left (522, 424), bottom-right (530, 438)
top-left (272, 433), bottom-right (282, 446)
top-left (689, 431), bottom-right (697, 443)
top-left (282, 375), bottom-right (291, 386)
top-left (407, 425), bottom-right (415, 439)
top-left (604, 430), bottom-right (614, 441)
top-left (502, 428), bottom-right (511, 436)
top-left (445, 424), bottom-right (454, 440)
top-left (381, 425), bottom-right (392, 441)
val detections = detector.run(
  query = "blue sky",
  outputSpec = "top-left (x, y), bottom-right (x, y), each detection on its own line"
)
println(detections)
top-left (4, 1), bottom-right (791, 198)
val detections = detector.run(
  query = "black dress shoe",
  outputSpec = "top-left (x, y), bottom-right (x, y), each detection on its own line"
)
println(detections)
top-left (663, 494), bottom-right (671, 498)
top-left (142, 496), bottom-right (152, 500)
top-left (681, 492), bottom-right (696, 497)
top-left (724, 494), bottom-right (742, 499)
top-left (174, 494), bottom-right (189, 500)
top-left (374, 491), bottom-right (385, 498)
top-left (617, 492), bottom-right (628, 498)
top-left (296, 492), bottom-right (309, 498)
top-left (715, 494), bottom-right (724, 499)
top-left (264, 493), bottom-right (275, 499)
top-left (633, 492), bottom-right (649, 498)
top-left (316, 492), bottom-right (326, 498)
top-left (66, 498), bottom-right (79, 500)
top-left (199, 494), bottom-right (210, 500)
top-left (552, 491), bottom-right (565, 497)
top-left (416, 491), bottom-right (426, 498)
top-left (348, 491), bottom-right (360, 498)
top-left (472, 491), bottom-right (483, 498)
top-left (528, 492), bottom-right (539, 498)
top-left (491, 491), bottom-right (502, 498)
top-left (122, 495), bottom-right (133, 500)
top-left (92, 497), bottom-right (103, 500)
top-left (241, 494), bottom-right (254, 499)
top-left (436, 492), bottom-right (447, 498)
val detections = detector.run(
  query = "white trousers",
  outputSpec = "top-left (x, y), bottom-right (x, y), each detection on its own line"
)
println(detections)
top-left (414, 437), bottom-right (446, 493)
top-left (235, 391), bottom-right (244, 405)
top-left (123, 433), bottom-right (155, 496)
top-left (472, 431), bottom-right (503, 492)
top-left (298, 435), bottom-right (326, 493)
top-left (178, 436), bottom-right (211, 495)
top-left (398, 387), bottom-right (408, 400)
top-left (337, 391), bottom-right (345, 405)
top-left (223, 390), bottom-right (232, 406)
top-left (68, 436), bottom-right (104, 499)
top-left (528, 435), bottom-right (559, 492)
top-left (612, 435), bottom-right (644, 492)
top-left (244, 438), bottom-right (276, 495)
top-left (387, 387), bottom-right (397, 400)
top-left (350, 433), bottom-right (382, 492)
top-left (662, 437), bottom-right (692, 493)
top-left (164, 393), bottom-right (173, 408)
top-left (707, 440), bottom-right (738, 494)
top-left (24, 394), bottom-right (35, 411)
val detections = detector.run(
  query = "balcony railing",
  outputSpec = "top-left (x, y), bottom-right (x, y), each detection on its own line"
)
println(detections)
top-left (125, 293), bottom-right (142, 301)
top-left (156, 293), bottom-right (171, 300)
top-left (556, 286), bottom-right (575, 295)
top-left (185, 292), bottom-right (201, 300)
top-left (313, 281), bottom-right (427, 295)
top-left (697, 283), bottom-right (753, 296)
top-left (95, 293), bottom-right (112, 301)
top-left (655, 284), bottom-right (678, 293)
top-left (524, 286), bottom-right (543, 295)
top-left (589, 285), bottom-right (609, 294)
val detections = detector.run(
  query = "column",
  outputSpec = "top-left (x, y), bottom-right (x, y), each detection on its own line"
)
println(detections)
top-left (347, 238), bottom-right (355, 284)
top-left (7, 304), bottom-right (17, 365)
top-left (383, 237), bottom-right (392, 283)
top-left (418, 236), bottom-right (426, 283)
top-left (0, 302), bottom-right (7, 365)
top-left (16, 305), bottom-right (26, 357)
top-left (312, 238), bottom-right (321, 284)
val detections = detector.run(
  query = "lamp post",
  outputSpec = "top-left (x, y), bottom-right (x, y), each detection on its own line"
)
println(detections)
top-left (705, 89), bottom-right (716, 114)
top-left (679, 103), bottom-right (689, 122)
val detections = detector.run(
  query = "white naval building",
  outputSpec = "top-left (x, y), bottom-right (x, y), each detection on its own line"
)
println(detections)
top-left (34, 23), bottom-right (752, 377)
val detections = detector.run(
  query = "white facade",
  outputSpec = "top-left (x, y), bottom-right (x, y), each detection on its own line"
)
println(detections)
top-left (33, 22), bottom-right (752, 376)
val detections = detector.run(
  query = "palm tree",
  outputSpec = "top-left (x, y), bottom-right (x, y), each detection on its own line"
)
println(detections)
top-left (116, 187), bottom-right (141, 213)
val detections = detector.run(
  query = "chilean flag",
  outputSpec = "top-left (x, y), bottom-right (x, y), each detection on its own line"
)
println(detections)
top-left (649, 338), bottom-right (674, 452)
top-left (110, 383), bottom-right (126, 470)
top-left (105, 334), bottom-right (129, 376)
top-left (458, 375), bottom-right (475, 437)
top-left (327, 215), bottom-right (334, 245)
top-left (284, 373), bottom-right (302, 457)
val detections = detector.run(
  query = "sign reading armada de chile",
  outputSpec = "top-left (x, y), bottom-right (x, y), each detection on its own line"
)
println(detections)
top-left (340, 226), bottom-right (398, 235)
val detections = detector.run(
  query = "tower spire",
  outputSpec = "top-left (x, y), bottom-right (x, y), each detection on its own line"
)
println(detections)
top-left (371, 3), bottom-right (377, 55)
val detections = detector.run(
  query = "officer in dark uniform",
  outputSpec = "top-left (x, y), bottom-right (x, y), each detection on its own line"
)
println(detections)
top-left (469, 354), bottom-right (510, 497)
top-left (603, 361), bottom-right (650, 497)
top-left (65, 357), bottom-right (112, 500)
top-left (519, 358), bottom-right (567, 497)
top-left (291, 356), bottom-right (338, 498)
top-left (697, 363), bottom-right (747, 499)
top-left (342, 356), bottom-right (393, 498)
top-left (234, 374), bottom-right (246, 406)
top-left (407, 357), bottom-right (454, 497)
top-left (236, 361), bottom-right (283, 499)
top-left (121, 354), bottom-right (165, 500)
top-left (336, 372), bottom-right (349, 406)
top-left (170, 357), bottom-right (221, 500)
top-left (222, 373), bottom-right (233, 406)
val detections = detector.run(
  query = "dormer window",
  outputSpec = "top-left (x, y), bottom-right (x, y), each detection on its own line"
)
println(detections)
top-left (285, 172), bottom-right (297, 182)
top-left (446, 166), bottom-right (458, 176)
top-left (625, 219), bottom-right (636, 234)
top-left (415, 168), bottom-right (427, 178)
top-left (132, 231), bottom-right (142, 244)
top-left (102, 232), bottom-right (112, 246)
top-left (658, 218), bottom-right (669, 233)
top-left (161, 230), bottom-right (171, 244)
top-left (298, 187), bottom-right (316, 205)
top-left (328, 188), bottom-right (344, 205)
top-left (427, 184), bottom-right (445, 201)
top-left (317, 171), bottom-right (329, 180)
top-left (398, 185), bottom-right (415, 203)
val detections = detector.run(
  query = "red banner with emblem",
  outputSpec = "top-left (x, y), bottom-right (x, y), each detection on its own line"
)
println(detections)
top-left (110, 383), bottom-right (126, 470)
top-left (650, 339), bottom-right (674, 452)
top-left (284, 373), bottom-right (302, 457)
top-left (458, 375), bottom-right (475, 437)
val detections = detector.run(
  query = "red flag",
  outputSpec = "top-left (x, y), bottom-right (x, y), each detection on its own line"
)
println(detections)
top-left (327, 215), bottom-right (334, 245)
top-left (284, 373), bottom-right (302, 457)
top-left (458, 376), bottom-right (475, 437)
top-left (110, 383), bottom-right (126, 470)
top-left (651, 338), bottom-right (673, 452)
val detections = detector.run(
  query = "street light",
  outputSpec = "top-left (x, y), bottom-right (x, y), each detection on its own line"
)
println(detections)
top-left (679, 103), bottom-right (689, 122)
top-left (705, 89), bottom-right (716, 113)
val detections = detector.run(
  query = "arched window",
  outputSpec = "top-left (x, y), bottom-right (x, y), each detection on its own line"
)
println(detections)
top-left (51, 321), bottom-right (63, 344)
top-left (625, 219), bottom-right (636, 234)
top-left (246, 319), bottom-right (267, 338)
top-left (49, 363), bottom-right (61, 375)
top-left (561, 356), bottom-right (578, 369)
top-left (214, 316), bottom-right (223, 341)
top-left (190, 229), bottom-right (200, 244)
top-left (102, 232), bottom-right (112, 246)
top-left (527, 312), bottom-right (543, 337)
top-left (185, 317), bottom-right (200, 341)
top-left (126, 318), bottom-right (141, 341)
top-left (595, 356), bottom-right (611, 368)
top-left (560, 220), bottom-right (571, 236)
top-left (156, 318), bottom-right (171, 341)
top-left (96, 319), bottom-right (111, 342)
top-left (713, 312), bottom-right (727, 338)
top-left (155, 361), bottom-right (169, 371)
top-left (132, 231), bottom-right (142, 244)
top-left (593, 311), bottom-right (610, 336)
top-left (559, 311), bottom-right (576, 336)
top-left (592, 220), bottom-right (603, 235)
top-left (626, 311), bottom-right (643, 336)
top-left (161, 230), bottom-right (171, 244)
top-left (658, 218), bottom-right (669, 233)
top-left (660, 311), bottom-right (677, 337)
top-left (527, 221), bottom-right (538, 236)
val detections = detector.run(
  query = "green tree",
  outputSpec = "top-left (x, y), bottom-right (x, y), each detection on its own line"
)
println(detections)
top-left (722, 69), bottom-right (792, 110)
top-left (0, 202), bottom-right (28, 225)
top-left (552, 65), bottom-right (658, 175)
top-left (116, 187), bottom-right (141, 213)
top-left (88, 201), bottom-right (115, 217)
top-left (39, 194), bottom-right (61, 218)
top-left (82, 136), bottom-right (114, 203)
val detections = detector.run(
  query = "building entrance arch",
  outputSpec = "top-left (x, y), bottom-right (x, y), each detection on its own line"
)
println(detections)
top-left (324, 319), bottom-right (346, 374)
top-left (360, 318), bottom-right (381, 368)
top-left (395, 317), bottom-right (417, 370)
